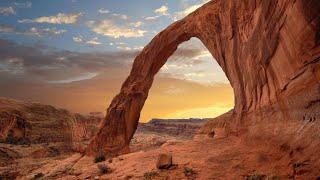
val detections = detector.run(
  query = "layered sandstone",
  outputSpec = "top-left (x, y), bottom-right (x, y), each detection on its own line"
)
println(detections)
top-left (0, 97), bottom-right (101, 151)
top-left (87, 0), bottom-right (320, 155)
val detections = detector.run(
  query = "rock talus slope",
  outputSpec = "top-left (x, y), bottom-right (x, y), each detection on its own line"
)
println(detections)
top-left (87, 0), bottom-right (320, 155)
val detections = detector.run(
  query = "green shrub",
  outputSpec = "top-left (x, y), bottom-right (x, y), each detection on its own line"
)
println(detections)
top-left (184, 167), bottom-right (196, 176)
top-left (97, 164), bottom-right (112, 174)
top-left (94, 155), bottom-right (106, 163)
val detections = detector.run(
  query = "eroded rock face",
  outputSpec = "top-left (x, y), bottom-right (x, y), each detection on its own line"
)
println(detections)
top-left (86, 0), bottom-right (320, 155)
top-left (0, 97), bottom-right (101, 151)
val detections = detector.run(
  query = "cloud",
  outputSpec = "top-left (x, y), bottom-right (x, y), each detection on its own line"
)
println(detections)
top-left (0, 24), bottom-right (14, 33)
top-left (48, 72), bottom-right (98, 84)
top-left (0, 57), bottom-right (24, 74)
top-left (173, 0), bottom-right (209, 21)
top-left (0, 24), bottom-right (66, 37)
top-left (130, 21), bottom-right (143, 28)
top-left (86, 37), bottom-right (102, 45)
top-left (14, 2), bottom-right (32, 8)
top-left (155, 5), bottom-right (169, 15)
top-left (144, 16), bottom-right (160, 21)
top-left (18, 12), bottom-right (84, 24)
top-left (116, 44), bottom-right (143, 51)
top-left (0, 7), bottom-right (15, 16)
top-left (98, 8), bottom-right (109, 14)
top-left (0, 39), bottom-right (138, 84)
top-left (73, 36), bottom-right (83, 43)
top-left (112, 13), bottom-right (129, 20)
top-left (27, 27), bottom-right (67, 37)
top-left (88, 20), bottom-right (147, 38)
top-left (0, 38), bottom-right (212, 85)
top-left (0, 40), bottom-right (233, 121)
top-left (73, 36), bottom-right (102, 45)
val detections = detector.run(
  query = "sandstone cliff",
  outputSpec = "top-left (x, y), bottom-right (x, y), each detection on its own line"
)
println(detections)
top-left (0, 97), bottom-right (101, 151)
top-left (87, 0), bottom-right (320, 156)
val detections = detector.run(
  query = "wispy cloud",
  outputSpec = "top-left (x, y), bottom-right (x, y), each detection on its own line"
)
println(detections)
top-left (98, 8), bottom-right (109, 14)
top-left (73, 36), bottom-right (83, 43)
top-left (18, 12), bottom-right (84, 24)
top-left (0, 7), bottom-right (15, 16)
top-left (0, 24), bottom-right (14, 33)
top-left (130, 21), bottom-right (143, 28)
top-left (86, 37), bottom-right (102, 45)
top-left (73, 35), bottom-right (102, 46)
top-left (0, 57), bottom-right (24, 74)
top-left (155, 5), bottom-right (169, 15)
top-left (48, 72), bottom-right (98, 84)
top-left (88, 20), bottom-right (147, 38)
top-left (14, 2), bottom-right (32, 8)
top-left (173, 0), bottom-right (209, 21)
top-left (116, 44), bottom-right (143, 51)
top-left (27, 27), bottom-right (66, 37)
top-left (0, 24), bottom-right (66, 37)
top-left (112, 13), bottom-right (129, 20)
top-left (0, 38), bottom-right (138, 83)
top-left (144, 15), bottom-right (160, 21)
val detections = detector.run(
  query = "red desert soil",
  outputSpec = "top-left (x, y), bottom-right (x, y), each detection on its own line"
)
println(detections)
top-left (0, 98), bottom-right (319, 179)
top-left (25, 128), bottom-right (320, 179)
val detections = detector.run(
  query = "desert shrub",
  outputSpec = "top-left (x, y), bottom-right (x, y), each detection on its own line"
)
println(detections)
top-left (143, 171), bottom-right (158, 180)
top-left (246, 171), bottom-right (266, 180)
top-left (97, 164), bottom-right (112, 174)
top-left (94, 154), bottom-right (106, 163)
top-left (184, 167), bottom-right (196, 176)
top-left (6, 133), bottom-right (18, 144)
top-left (32, 172), bottom-right (44, 179)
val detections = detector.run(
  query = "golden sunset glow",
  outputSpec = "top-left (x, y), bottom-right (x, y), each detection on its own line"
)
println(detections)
top-left (0, 0), bottom-right (234, 122)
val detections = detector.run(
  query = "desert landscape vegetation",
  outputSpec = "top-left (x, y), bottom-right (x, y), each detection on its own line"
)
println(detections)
top-left (0, 0), bottom-right (319, 179)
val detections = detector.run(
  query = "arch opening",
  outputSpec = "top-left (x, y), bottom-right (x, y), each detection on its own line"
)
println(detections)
top-left (140, 38), bottom-right (234, 123)
top-left (86, 17), bottom-right (239, 156)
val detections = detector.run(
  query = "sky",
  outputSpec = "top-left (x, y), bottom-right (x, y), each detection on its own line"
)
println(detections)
top-left (0, 0), bottom-right (234, 122)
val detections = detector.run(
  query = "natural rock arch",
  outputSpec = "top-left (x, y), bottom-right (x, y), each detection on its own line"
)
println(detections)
top-left (86, 0), bottom-right (320, 155)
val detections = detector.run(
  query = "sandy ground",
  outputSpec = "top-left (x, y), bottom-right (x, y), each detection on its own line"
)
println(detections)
top-left (22, 129), bottom-right (319, 180)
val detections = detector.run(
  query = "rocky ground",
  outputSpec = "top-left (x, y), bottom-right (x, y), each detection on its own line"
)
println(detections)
top-left (0, 97), bottom-right (319, 179)
top-left (0, 122), bottom-right (207, 179)
top-left (0, 97), bottom-right (213, 179)
top-left (5, 125), bottom-right (320, 180)
top-left (1, 117), bottom-right (319, 179)
top-left (1, 93), bottom-right (319, 180)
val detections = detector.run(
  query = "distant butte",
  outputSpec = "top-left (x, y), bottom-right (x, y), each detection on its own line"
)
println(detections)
top-left (86, 0), bottom-right (320, 156)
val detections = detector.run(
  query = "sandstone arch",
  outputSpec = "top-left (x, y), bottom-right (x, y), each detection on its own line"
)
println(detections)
top-left (86, 0), bottom-right (320, 155)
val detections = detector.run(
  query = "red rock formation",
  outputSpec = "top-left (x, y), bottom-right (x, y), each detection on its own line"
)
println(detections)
top-left (86, 0), bottom-right (320, 155)
top-left (0, 97), bottom-right (101, 151)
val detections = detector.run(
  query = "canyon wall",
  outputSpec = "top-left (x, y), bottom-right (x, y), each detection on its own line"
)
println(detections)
top-left (86, 0), bottom-right (320, 155)
top-left (0, 97), bottom-right (101, 151)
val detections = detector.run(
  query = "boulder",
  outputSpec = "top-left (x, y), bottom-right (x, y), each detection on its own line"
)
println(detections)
top-left (156, 154), bottom-right (172, 169)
